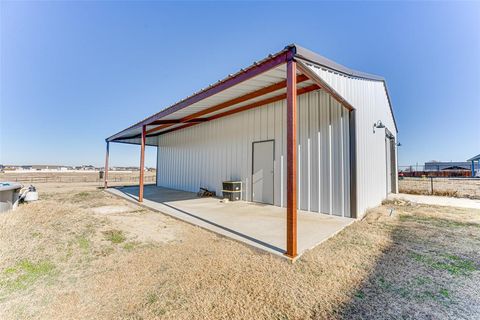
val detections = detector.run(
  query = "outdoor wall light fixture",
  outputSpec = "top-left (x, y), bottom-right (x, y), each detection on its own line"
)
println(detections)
top-left (396, 142), bottom-right (402, 147)
top-left (373, 120), bottom-right (385, 133)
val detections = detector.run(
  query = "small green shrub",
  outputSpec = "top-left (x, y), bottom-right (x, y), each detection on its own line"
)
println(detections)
top-left (103, 230), bottom-right (126, 244)
top-left (146, 292), bottom-right (158, 305)
top-left (77, 236), bottom-right (90, 251)
top-left (439, 288), bottom-right (450, 298)
top-left (123, 242), bottom-right (139, 251)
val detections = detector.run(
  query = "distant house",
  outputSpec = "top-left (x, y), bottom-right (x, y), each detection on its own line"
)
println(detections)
top-left (74, 165), bottom-right (97, 171)
top-left (31, 165), bottom-right (62, 171)
top-left (4, 165), bottom-right (76, 172)
top-left (110, 166), bottom-right (139, 172)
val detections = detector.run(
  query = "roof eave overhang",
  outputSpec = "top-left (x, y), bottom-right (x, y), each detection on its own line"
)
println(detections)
top-left (106, 47), bottom-right (295, 142)
top-left (107, 43), bottom-right (399, 142)
top-left (467, 154), bottom-right (480, 162)
top-left (295, 59), bottom-right (354, 111)
top-left (290, 44), bottom-right (398, 133)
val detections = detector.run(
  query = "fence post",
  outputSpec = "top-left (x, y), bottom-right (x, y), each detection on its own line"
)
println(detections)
top-left (430, 177), bottom-right (434, 195)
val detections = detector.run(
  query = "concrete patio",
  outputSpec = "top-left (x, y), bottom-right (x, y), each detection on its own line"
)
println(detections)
top-left (107, 185), bottom-right (354, 259)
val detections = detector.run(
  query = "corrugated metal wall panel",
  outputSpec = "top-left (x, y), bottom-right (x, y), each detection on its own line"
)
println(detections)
top-left (309, 92), bottom-right (319, 213)
top-left (342, 106), bottom-right (351, 216)
top-left (305, 63), bottom-right (397, 217)
top-left (319, 93), bottom-right (331, 214)
top-left (156, 90), bottom-right (351, 217)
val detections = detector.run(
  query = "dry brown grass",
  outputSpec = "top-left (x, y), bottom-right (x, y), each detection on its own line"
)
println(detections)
top-left (0, 184), bottom-right (479, 319)
top-left (399, 177), bottom-right (480, 199)
top-left (0, 171), bottom-right (156, 185)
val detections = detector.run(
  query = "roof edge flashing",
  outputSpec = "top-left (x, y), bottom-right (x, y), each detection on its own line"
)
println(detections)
top-left (106, 44), bottom-right (399, 141)
top-left (292, 45), bottom-right (385, 82)
top-left (295, 50), bottom-right (398, 133)
top-left (284, 43), bottom-right (297, 56)
top-left (467, 154), bottom-right (480, 162)
top-left (106, 49), bottom-right (290, 142)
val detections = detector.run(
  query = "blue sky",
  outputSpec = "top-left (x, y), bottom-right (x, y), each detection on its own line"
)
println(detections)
top-left (1, 1), bottom-right (479, 168)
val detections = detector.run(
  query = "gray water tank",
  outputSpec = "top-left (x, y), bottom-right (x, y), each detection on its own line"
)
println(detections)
top-left (0, 182), bottom-right (22, 212)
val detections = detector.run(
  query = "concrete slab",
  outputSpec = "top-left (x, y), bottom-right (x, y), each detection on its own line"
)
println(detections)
top-left (389, 193), bottom-right (480, 210)
top-left (107, 185), bottom-right (354, 259)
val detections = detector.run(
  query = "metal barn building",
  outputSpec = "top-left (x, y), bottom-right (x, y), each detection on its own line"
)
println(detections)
top-left (424, 161), bottom-right (478, 172)
top-left (105, 44), bottom-right (398, 258)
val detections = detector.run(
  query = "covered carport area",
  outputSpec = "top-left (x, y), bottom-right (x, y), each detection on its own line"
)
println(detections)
top-left (107, 185), bottom-right (353, 258)
top-left (104, 44), bottom-right (357, 260)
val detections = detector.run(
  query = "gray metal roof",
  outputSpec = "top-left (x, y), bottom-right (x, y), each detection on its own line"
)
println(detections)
top-left (290, 44), bottom-right (397, 132)
top-left (467, 154), bottom-right (480, 161)
top-left (107, 44), bottom-right (398, 142)
top-left (290, 44), bottom-right (386, 81)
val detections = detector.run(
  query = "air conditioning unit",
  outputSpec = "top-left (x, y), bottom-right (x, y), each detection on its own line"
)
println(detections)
top-left (222, 181), bottom-right (242, 201)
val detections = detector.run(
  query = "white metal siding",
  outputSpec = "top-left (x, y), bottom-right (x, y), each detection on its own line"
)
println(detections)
top-left (305, 63), bottom-right (397, 217)
top-left (157, 90), bottom-right (351, 217)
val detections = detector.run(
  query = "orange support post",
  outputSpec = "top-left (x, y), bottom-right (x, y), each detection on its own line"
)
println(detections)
top-left (286, 57), bottom-right (298, 259)
top-left (139, 125), bottom-right (146, 202)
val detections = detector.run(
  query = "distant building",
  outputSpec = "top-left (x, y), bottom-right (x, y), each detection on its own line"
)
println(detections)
top-left (0, 165), bottom-right (90, 172)
top-left (424, 161), bottom-right (478, 171)
top-left (110, 166), bottom-right (139, 172)
top-left (30, 165), bottom-right (69, 171)
top-left (74, 165), bottom-right (97, 171)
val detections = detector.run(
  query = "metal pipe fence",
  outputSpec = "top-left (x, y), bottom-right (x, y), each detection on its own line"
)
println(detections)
top-left (398, 176), bottom-right (480, 199)
top-left (6, 175), bottom-right (157, 184)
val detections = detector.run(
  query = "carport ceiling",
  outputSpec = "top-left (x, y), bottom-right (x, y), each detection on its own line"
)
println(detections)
top-left (109, 62), bottom-right (316, 143)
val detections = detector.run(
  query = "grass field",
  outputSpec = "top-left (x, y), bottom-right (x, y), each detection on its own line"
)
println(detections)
top-left (399, 177), bottom-right (480, 199)
top-left (0, 171), bottom-right (156, 185)
top-left (0, 183), bottom-right (479, 319)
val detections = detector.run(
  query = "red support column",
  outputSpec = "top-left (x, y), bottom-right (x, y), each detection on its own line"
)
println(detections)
top-left (139, 125), bottom-right (146, 202)
top-left (286, 58), bottom-right (298, 259)
top-left (104, 141), bottom-right (109, 189)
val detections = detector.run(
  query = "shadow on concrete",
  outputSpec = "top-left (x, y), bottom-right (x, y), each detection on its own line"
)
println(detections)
top-left (118, 185), bottom-right (199, 202)
top-left (112, 185), bottom-right (285, 255)
top-left (161, 201), bottom-right (284, 254)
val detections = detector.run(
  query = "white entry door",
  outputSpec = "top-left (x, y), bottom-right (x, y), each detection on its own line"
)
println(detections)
top-left (252, 140), bottom-right (274, 204)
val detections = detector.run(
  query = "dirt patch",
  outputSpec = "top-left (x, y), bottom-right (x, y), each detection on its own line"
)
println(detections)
top-left (91, 204), bottom-right (180, 244)
top-left (92, 205), bottom-right (132, 215)
top-left (103, 214), bottom-right (178, 244)
top-left (0, 185), bottom-right (479, 319)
